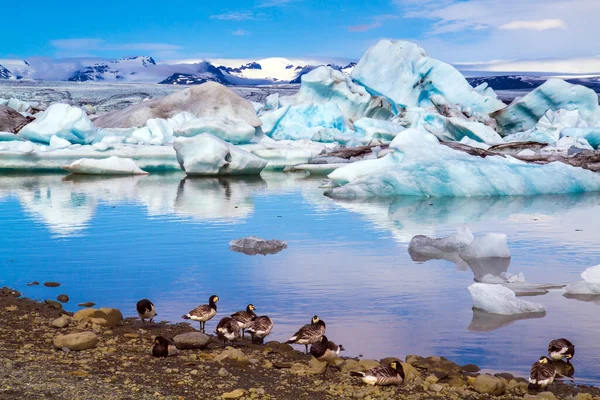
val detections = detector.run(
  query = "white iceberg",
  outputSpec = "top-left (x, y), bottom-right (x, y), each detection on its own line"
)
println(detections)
top-left (564, 264), bottom-right (600, 295)
top-left (174, 116), bottom-right (256, 144)
top-left (283, 66), bottom-right (393, 123)
top-left (18, 103), bottom-right (97, 145)
top-left (445, 117), bottom-right (504, 145)
top-left (494, 79), bottom-right (599, 136)
top-left (49, 135), bottom-right (71, 150)
top-left (173, 133), bottom-right (268, 176)
top-left (325, 128), bottom-right (600, 198)
top-left (353, 118), bottom-right (405, 142)
top-left (468, 283), bottom-right (546, 315)
top-left (350, 40), bottom-right (505, 115)
top-left (243, 137), bottom-right (334, 169)
top-left (507, 109), bottom-right (587, 144)
top-left (64, 156), bottom-right (148, 175)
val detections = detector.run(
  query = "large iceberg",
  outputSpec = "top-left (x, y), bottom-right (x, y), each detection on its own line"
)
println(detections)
top-left (282, 66), bottom-right (393, 123)
top-left (64, 156), bottom-right (148, 175)
top-left (468, 283), bottom-right (546, 315)
top-left (173, 133), bottom-right (268, 176)
top-left (505, 109), bottom-right (587, 144)
top-left (18, 103), bottom-right (97, 145)
top-left (493, 79), bottom-right (600, 136)
top-left (94, 82), bottom-right (261, 129)
top-left (561, 128), bottom-right (600, 149)
top-left (325, 129), bottom-right (600, 198)
top-left (174, 116), bottom-right (256, 144)
top-left (262, 103), bottom-right (349, 141)
top-left (350, 40), bottom-right (505, 115)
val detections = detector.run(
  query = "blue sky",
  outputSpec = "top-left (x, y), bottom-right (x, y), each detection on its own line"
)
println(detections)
top-left (1, 0), bottom-right (599, 63)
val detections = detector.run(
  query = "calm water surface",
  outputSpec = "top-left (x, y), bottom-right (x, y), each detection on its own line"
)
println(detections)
top-left (1, 172), bottom-right (599, 383)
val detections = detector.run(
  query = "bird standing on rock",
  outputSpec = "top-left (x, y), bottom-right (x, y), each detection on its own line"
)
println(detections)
top-left (246, 316), bottom-right (274, 344)
top-left (529, 356), bottom-right (557, 391)
top-left (548, 338), bottom-right (575, 362)
top-left (286, 315), bottom-right (326, 354)
top-left (136, 299), bottom-right (156, 324)
top-left (310, 335), bottom-right (344, 375)
top-left (215, 316), bottom-right (243, 347)
top-left (350, 361), bottom-right (405, 386)
top-left (182, 295), bottom-right (219, 333)
top-left (152, 336), bottom-right (177, 358)
top-left (231, 304), bottom-right (257, 338)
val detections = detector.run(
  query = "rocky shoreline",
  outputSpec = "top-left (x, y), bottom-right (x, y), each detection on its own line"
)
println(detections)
top-left (1, 288), bottom-right (599, 400)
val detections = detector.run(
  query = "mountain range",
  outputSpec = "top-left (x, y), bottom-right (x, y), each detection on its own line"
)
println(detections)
top-left (1, 55), bottom-right (600, 94)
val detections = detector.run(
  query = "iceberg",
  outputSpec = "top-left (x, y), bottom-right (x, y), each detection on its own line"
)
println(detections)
top-left (445, 117), bottom-right (504, 145)
top-left (64, 156), bottom-right (148, 175)
top-left (174, 116), bottom-right (256, 144)
top-left (468, 283), bottom-right (546, 315)
top-left (505, 109), bottom-right (587, 144)
top-left (564, 264), bottom-right (600, 295)
top-left (353, 118), bottom-right (405, 142)
top-left (229, 236), bottom-right (288, 256)
top-left (262, 103), bottom-right (349, 141)
top-left (94, 82), bottom-right (261, 129)
top-left (493, 79), bottom-right (600, 136)
top-left (173, 133), bottom-right (268, 176)
top-left (243, 137), bottom-right (334, 169)
top-left (560, 128), bottom-right (600, 149)
top-left (350, 40), bottom-right (505, 115)
top-left (49, 135), bottom-right (71, 150)
top-left (18, 103), bottom-right (97, 145)
top-left (325, 129), bottom-right (600, 198)
top-left (283, 66), bottom-right (393, 123)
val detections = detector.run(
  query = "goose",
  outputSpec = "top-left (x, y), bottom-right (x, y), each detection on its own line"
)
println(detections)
top-left (136, 299), bottom-right (157, 324)
top-left (152, 336), bottom-right (178, 358)
top-left (246, 316), bottom-right (274, 344)
top-left (182, 295), bottom-right (219, 333)
top-left (529, 356), bottom-right (557, 391)
top-left (548, 338), bottom-right (575, 362)
top-left (310, 335), bottom-right (344, 375)
top-left (350, 361), bottom-right (405, 386)
top-left (215, 316), bottom-right (243, 347)
top-left (286, 315), bottom-right (326, 354)
top-left (231, 304), bottom-right (257, 338)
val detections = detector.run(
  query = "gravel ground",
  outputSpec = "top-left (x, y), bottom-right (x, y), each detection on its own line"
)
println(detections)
top-left (1, 288), bottom-right (599, 400)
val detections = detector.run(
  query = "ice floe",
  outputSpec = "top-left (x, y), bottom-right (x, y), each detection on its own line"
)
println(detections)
top-left (64, 156), bottom-right (148, 175)
top-left (564, 264), bottom-right (600, 295)
top-left (468, 283), bottom-right (546, 315)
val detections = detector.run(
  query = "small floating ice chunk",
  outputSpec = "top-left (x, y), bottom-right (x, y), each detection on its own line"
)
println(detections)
top-left (174, 116), bottom-right (256, 144)
top-left (468, 283), bottom-right (546, 315)
top-left (229, 236), bottom-right (287, 256)
top-left (49, 135), bottom-right (71, 150)
top-left (64, 156), bottom-right (148, 175)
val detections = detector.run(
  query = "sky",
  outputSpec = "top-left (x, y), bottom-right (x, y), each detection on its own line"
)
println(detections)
top-left (1, 0), bottom-right (600, 64)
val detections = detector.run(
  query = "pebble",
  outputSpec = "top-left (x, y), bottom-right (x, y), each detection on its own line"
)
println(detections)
top-left (43, 282), bottom-right (61, 288)
top-left (218, 367), bottom-right (230, 377)
top-left (57, 294), bottom-right (69, 303)
top-left (51, 317), bottom-right (69, 328)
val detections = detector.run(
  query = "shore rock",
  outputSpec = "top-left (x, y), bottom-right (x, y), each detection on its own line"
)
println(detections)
top-left (0, 105), bottom-right (29, 133)
top-left (221, 389), bottom-right (246, 399)
top-left (44, 300), bottom-right (62, 310)
top-left (73, 308), bottom-right (122, 327)
top-left (173, 332), bottom-right (210, 350)
top-left (53, 332), bottom-right (98, 351)
top-left (214, 348), bottom-right (249, 365)
top-left (473, 374), bottom-right (507, 396)
top-left (51, 317), bottom-right (69, 328)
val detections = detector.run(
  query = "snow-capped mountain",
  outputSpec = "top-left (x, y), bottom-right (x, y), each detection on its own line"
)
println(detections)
top-left (208, 57), bottom-right (356, 84)
top-left (467, 75), bottom-right (543, 90)
top-left (68, 56), bottom-right (157, 82)
top-left (0, 64), bottom-right (11, 79)
top-left (158, 62), bottom-right (230, 85)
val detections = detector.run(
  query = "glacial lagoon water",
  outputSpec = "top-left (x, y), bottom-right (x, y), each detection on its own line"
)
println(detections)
top-left (1, 172), bottom-right (600, 383)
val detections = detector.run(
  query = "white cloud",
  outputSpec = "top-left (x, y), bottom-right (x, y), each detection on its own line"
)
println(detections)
top-left (210, 11), bottom-right (258, 21)
top-left (232, 29), bottom-right (250, 36)
top-left (499, 19), bottom-right (567, 31)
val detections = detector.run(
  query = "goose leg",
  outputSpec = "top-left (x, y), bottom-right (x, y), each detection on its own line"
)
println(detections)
top-left (305, 344), bottom-right (309, 354)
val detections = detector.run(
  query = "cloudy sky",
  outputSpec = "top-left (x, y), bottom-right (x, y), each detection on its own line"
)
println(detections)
top-left (1, 0), bottom-right (599, 64)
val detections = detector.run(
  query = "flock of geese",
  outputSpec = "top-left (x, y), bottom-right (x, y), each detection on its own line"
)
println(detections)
top-left (136, 296), bottom-right (575, 389)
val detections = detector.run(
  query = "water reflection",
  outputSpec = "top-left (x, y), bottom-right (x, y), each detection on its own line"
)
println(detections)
top-left (468, 309), bottom-right (546, 332)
